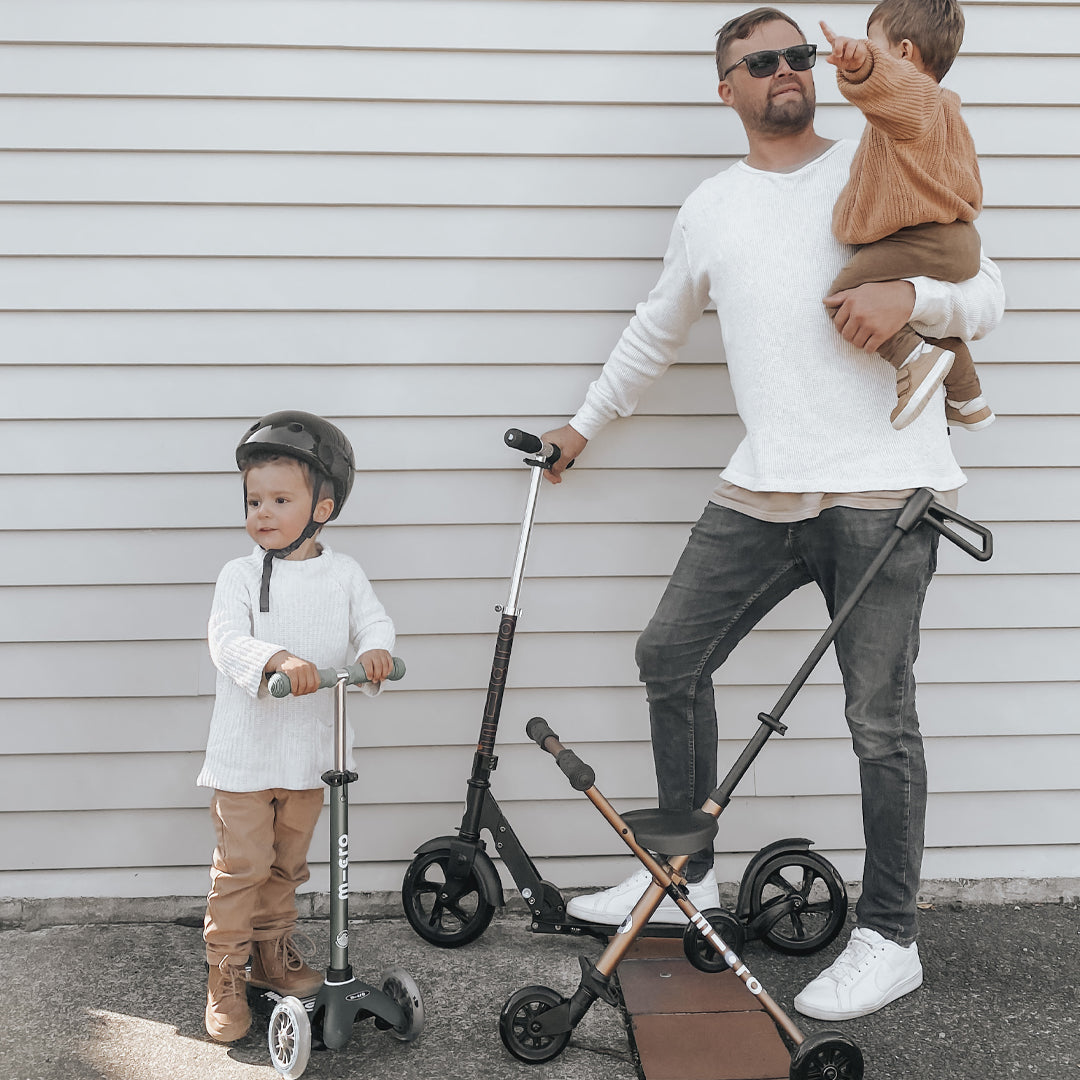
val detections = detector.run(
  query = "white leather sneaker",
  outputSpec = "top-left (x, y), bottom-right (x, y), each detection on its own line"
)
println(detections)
top-left (566, 867), bottom-right (720, 926)
top-left (794, 926), bottom-right (923, 1020)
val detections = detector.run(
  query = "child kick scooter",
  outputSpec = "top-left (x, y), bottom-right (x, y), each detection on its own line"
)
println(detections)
top-left (254, 658), bottom-right (425, 1079)
top-left (403, 430), bottom-right (887, 955)
top-left (499, 488), bottom-right (992, 1078)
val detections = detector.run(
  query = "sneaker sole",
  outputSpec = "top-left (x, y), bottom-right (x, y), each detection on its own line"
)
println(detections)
top-left (947, 412), bottom-right (996, 431)
top-left (892, 351), bottom-right (954, 430)
top-left (794, 968), bottom-right (924, 1021)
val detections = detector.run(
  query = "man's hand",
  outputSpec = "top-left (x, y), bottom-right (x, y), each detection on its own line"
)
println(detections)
top-left (823, 280), bottom-right (916, 354)
top-left (820, 21), bottom-right (869, 73)
top-left (539, 424), bottom-right (588, 484)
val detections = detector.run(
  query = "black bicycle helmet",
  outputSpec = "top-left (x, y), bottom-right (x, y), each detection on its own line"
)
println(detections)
top-left (236, 410), bottom-right (355, 520)
top-left (236, 411), bottom-right (356, 612)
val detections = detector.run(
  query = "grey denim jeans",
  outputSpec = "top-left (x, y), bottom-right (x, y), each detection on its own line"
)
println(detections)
top-left (635, 501), bottom-right (939, 945)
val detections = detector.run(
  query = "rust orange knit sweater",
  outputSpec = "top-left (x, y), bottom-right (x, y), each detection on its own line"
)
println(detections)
top-left (832, 41), bottom-right (982, 245)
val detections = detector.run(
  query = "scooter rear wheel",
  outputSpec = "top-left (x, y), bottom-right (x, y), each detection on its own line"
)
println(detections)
top-left (268, 996), bottom-right (311, 1079)
top-left (789, 1030), bottom-right (864, 1080)
top-left (747, 849), bottom-right (847, 955)
top-left (380, 967), bottom-right (426, 1042)
top-left (499, 985), bottom-right (571, 1063)
top-left (401, 847), bottom-right (496, 947)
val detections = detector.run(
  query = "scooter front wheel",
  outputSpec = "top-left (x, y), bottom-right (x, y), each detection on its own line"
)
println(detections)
top-left (380, 967), bottom-right (426, 1042)
top-left (401, 847), bottom-right (496, 947)
top-left (789, 1030), bottom-right (864, 1080)
top-left (268, 996), bottom-right (311, 1079)
top-left (499, 985), bottom-right (571, 1063)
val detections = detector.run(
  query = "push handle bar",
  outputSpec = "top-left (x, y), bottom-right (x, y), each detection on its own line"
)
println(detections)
top-left (504, 428), bottom-right (563, 469)
top-left (526, 716), bottom-right (596, 791)
top-left (267, 656), bottom-right (406, 698)
top-left (895, 488), bottom-right (993, 561)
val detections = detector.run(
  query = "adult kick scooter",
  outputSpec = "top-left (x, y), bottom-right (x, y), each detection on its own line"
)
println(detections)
top-left (255, 658), bottom-right (424, 1079)
top-left (403, 430), bottom-right (867, 954)
top-left (499, 488), bottom-right (993, 1078)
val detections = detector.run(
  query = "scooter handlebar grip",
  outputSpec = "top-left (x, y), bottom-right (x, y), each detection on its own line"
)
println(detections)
top-left (527, 715), bottom-right (559, 749)
top-left (504, 428), bottom-right (562, 467)
top-left (555, 748), bottom-right (596, 791)
top-left (267, 656), bottom-right (406, 697)
top-left (526, 717), bottom-right (595, 790)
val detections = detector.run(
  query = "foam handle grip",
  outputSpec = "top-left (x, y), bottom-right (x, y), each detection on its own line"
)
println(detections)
top-left (267, 656), bottom-right (406, 698)
top-left (556, 748), bottom-right (596, 791)
top-left (504, 428), bottom-right (562, 466)
top-left (526, 715), bottom-right (559, 748)
top-left (526, 716), bottom-right (595, 790)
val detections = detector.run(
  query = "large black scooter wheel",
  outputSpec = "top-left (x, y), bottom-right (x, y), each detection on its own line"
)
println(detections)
top-left (748, 849), bottom-right (847, 955)
top-left (789, 1031), bottom-right (864, 1080)
top-left (499, 985), bottom-right (571, 1064)
top-left (401, 847), bottom-right (495, 947)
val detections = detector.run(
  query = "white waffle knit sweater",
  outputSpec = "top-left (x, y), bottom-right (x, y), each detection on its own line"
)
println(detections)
top-left (571, 139), bottom-right (1005, 492)
top-left (197, 545), bottom-right (395, 792)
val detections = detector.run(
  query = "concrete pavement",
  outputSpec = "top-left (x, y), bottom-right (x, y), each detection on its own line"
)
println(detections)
top-left (1, 895), bottom-right (1077, 1080)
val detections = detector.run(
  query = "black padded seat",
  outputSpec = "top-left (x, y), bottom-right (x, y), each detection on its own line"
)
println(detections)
top-left (621, 808), bottom-right (719, 855)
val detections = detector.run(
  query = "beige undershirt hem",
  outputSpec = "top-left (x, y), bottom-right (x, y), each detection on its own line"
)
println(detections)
top-left (711, 480), bottom-right (960, 523)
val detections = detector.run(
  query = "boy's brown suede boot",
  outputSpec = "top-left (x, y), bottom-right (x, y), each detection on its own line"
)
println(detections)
top-left (205, 955), bottom-right (252, 1042)
top-left (250, 931), bottom-right (324, 998)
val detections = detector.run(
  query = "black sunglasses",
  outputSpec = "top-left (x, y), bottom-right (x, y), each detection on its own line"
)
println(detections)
top-left (722, 43), bottom-right (818, 79)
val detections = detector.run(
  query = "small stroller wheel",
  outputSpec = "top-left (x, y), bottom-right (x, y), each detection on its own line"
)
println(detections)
top-left (402, 847), bottom-right (495, 947)
top-left (499, 985), bottom-right (571, 1063)
top-left (268, 996), bottom-right (311, 1079)
top-left (682, 908), bottom-right (745, 974)
top-left (748, 849), bottom-right (847, 955)
top-left (380, 967), bottom-right (426, 1042)
top-left (789, 1030), bottom-right (864, 1080)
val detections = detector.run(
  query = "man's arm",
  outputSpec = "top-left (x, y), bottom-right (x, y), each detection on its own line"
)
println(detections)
top-left (542, 212), bottom-right (710, 481)
top-left (824, 251), bottom-right (1005, 353)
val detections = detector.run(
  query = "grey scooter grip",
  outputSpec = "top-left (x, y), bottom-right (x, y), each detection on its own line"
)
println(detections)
top-left (526, 716), bottom-right (596, 791)
top-left (267, 656), bottom-right (406, 698)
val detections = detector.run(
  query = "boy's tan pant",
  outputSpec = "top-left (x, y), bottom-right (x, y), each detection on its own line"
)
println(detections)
top-left (830, 220), bottom-right (984, 402)
top-left (204, 787), bottom-right (324, 966)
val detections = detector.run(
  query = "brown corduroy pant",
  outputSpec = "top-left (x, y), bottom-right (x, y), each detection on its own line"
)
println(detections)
top-left (203, 787), bottom-right (324, 966)
top-left (830, 220), bottom-right (984, 402)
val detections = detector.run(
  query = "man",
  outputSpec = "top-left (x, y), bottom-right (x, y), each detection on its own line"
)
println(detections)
top-left (540, 6), bottom-right (1003, 1021)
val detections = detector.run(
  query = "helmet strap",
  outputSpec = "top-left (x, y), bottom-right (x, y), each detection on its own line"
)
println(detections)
top-left (257, 483), bottom-right (324, 613)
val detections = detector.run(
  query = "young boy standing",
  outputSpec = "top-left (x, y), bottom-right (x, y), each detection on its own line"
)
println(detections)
top-left (198, 410), bottom-right (395, 1042)
top-left (823, 0), bottom-right (996, 430)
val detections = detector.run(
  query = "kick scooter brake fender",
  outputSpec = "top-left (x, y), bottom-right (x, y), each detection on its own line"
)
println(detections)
top-left (736, 837), bottom-right (813, 917)
top-left (411, 835), bottom-right (505, 909)
top-left (267, 657), bottom-right (406, 697)
top-left (526, 717), bottom-right (595, 790)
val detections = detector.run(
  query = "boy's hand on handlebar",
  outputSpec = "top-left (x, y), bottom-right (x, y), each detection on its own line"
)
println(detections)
top-left (540, 424), bottom-right (588, 484)
top-left (266, 651), bottom-right (321, 696)
top-left (358, 648), bottom-right (394, 684)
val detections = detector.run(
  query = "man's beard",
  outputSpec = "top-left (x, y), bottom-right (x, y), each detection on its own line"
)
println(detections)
top-left (753, 84), bottom-right (815, 135)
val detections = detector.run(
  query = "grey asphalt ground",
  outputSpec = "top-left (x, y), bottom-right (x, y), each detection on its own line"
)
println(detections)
top-left (1, 896), bottom-right (1077, 1080)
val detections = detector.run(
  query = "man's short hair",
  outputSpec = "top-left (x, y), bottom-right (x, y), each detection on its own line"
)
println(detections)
top-left (868, 0), bottom-right (965, 81)
top-left (715, 7), bottom-right (807, 79)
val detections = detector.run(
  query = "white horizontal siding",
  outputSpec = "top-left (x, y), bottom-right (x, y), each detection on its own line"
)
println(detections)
top-left (1, 0), bottom-right (1076, 903)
